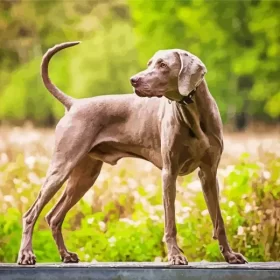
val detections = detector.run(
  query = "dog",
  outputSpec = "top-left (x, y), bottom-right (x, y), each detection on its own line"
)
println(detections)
top-left (17, 41), bottom-right (247, 265)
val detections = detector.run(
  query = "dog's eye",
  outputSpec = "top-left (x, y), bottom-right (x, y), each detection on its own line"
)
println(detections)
top-left (160, 62), bottom-right (167, 68)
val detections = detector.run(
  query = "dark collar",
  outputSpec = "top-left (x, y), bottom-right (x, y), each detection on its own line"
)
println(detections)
top-left (166, 89), bottom-right (196, 105)
top-left (178, 89), bottom-right (196, 105)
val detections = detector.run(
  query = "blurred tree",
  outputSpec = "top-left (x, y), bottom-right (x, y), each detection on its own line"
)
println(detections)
top-left (0, 0), bottom-right (279, 126)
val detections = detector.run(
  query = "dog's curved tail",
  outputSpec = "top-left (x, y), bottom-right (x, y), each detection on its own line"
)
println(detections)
top-left (41, 41), bottom-right (81, 110)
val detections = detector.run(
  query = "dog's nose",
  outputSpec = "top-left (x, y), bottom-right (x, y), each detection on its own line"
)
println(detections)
top-left (130, 76), bottom-right (141, 86)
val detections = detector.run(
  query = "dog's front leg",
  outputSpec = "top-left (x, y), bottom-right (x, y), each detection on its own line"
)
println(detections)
top-left (162, 168), bottom-right (188, 265)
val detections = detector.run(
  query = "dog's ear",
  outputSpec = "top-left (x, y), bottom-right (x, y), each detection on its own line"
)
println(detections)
top-left (177, 51), bottom-right (207, 96)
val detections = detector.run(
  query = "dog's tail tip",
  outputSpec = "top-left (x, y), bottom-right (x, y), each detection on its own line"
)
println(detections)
top-left (45, 41), bottom-right (81, 55)
top-left (53, 41), bottom-right (81, 50)
top-left (69, 40), bottom-right (81, 45)
top-left (68, 41), bottom-right (81, 46)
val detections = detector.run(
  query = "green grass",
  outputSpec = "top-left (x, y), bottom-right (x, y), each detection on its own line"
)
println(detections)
top-left (0, 126), bottom-right (279, 263)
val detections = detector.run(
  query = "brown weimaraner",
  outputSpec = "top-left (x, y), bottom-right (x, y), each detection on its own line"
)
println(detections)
top-left (17, 41), bottom-right (247, 265)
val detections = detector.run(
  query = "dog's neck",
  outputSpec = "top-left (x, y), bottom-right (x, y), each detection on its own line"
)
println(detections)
top-left (173, 79), bottom-right (219, 134)
top-left (177, 79), bottom-right (214, 111)
top-left (178, 90), bottom-right (196, 105)
top-left (165, 81), bottom-right (205, 106)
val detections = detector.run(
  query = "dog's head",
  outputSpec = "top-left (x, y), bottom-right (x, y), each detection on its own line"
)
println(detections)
top-left (130, 49), bottom-right (207, 101)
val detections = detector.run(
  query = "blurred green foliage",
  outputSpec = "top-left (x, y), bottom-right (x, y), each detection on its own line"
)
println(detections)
top-left (0, 0), bottom-right (279, 125)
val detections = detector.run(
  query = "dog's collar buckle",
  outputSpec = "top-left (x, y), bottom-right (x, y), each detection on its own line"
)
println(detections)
top-left (179, 89), bottom-right (196, 105)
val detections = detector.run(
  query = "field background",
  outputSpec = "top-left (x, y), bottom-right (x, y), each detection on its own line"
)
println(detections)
top-left (0, 0), bottom-right (279, 263)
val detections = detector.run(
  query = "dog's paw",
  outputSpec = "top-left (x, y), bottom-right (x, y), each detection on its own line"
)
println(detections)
top-left (224, 251), bottom-right (248, 264)
top-left (61, 251), bottom-right (79, 263)
top-left (17, 250), bottom-right (36, 265)
top-left (168, 253), bottom-right (188, 265)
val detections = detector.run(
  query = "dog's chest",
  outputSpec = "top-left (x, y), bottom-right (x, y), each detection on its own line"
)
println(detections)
top-left (178, 137), bottom-right (211, 176)
top-left (179, 159), bottom-right (200, 176)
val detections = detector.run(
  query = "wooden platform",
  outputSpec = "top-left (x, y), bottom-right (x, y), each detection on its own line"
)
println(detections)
top-left (1, 262), bottom-right (280, 280)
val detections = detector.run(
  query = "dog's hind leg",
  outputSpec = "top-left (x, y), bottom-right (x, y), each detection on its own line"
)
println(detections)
top-left (198, 158), bottom-right (247, 264)
top-left (17, 117), bottom-right (95, 265)
top-left (45, 156), bottom-right (102, 263)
